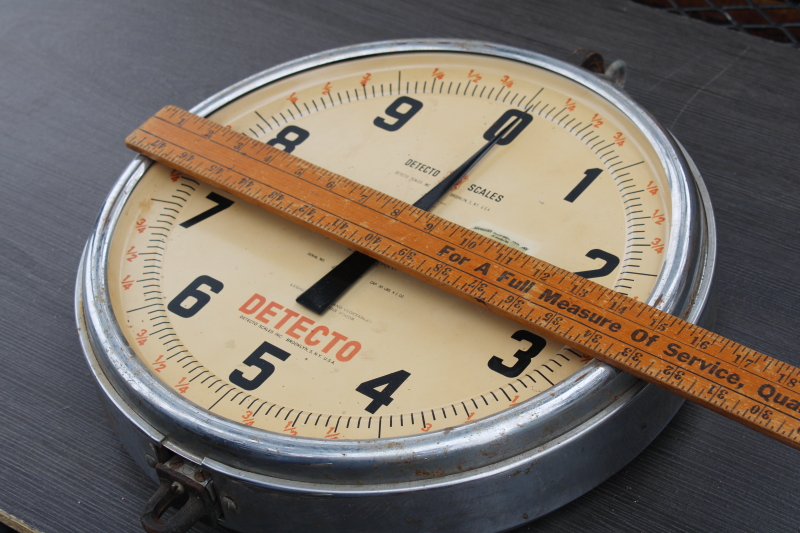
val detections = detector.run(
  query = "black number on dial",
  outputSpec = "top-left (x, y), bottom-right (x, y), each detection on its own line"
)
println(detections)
top-left (180, 192), bottom-right (234, 228)
top-left (564, 168), bottom-right (603, 202)
top-left (488, 330), bottom-right (546, 378)
top-left (356, 370), bottom-right (410, 413)
top-left (483, 109), bottom-right (532, 145)
top-left (167, 275), bottom-right (224, 318)
top-left (574, 249), bottom-right (620, 279)
top-left (374, 96), bottom-right (423, 132)
top-left (230, 341), bottom-right (291, 391)
top-left (267, 125), bottom-right (310, 153)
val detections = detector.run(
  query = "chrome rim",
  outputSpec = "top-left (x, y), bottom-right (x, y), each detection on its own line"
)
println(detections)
top-left (79, 39), bottom-right (715, 485)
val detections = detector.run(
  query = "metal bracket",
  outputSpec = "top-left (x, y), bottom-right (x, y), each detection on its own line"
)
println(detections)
top-left (140, 453), bottom-right (219, 533)
top-left (569, 47), bottom-right (627, 88)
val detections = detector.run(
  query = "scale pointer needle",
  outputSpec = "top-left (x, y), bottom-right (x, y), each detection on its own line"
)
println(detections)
top-left (295, 109), bottom-right (533, 314)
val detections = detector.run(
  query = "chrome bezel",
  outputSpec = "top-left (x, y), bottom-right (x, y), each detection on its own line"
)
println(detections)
top-left (77, 38), bottom-right (715, 511)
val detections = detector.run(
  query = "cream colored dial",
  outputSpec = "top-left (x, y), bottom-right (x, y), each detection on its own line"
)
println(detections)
top-left (108, 51), bottom-right (671, 439)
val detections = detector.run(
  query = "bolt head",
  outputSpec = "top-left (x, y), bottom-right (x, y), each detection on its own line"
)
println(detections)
top-left (222, 496), bottom-right (237, 512)
top-left (171, 482), bottom-right (185, 496)
top-left (145, 454), bottom-right (157, 468)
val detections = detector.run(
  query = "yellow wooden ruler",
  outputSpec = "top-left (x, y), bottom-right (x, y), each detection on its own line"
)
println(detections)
top-left (126, 105), bottom-right (800, 451)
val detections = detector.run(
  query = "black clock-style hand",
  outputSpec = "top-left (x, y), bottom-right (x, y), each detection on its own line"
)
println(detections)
top-left (296, 109), bottom-right (533, 314)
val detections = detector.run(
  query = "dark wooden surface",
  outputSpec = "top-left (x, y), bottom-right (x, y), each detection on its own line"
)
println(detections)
top-left (1, 1), bottom-right (799, 531)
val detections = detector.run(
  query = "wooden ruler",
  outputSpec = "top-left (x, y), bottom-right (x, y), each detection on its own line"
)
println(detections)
top-left (126, 105), bottom-right (800, 451)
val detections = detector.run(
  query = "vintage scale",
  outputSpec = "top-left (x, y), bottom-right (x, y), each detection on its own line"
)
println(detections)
top-left (76, 40), bottom-right (718, 532)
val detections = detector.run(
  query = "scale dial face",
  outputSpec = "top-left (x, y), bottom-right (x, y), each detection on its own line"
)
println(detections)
top-left (107, 50), bottom-right (672, 440)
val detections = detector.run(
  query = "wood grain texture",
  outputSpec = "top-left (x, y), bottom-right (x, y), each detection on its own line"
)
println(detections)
top-left (0, 1), bottom-right (798, 532)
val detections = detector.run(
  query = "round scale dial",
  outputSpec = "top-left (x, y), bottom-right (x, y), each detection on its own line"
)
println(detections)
top-left (107, 51), bottom-right (672, 440)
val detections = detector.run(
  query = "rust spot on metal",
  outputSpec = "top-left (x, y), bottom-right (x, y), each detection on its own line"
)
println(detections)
top-left (414, 468), bottom-right (446, 477)
top-left (569, 48), bottom-right (605, 73)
